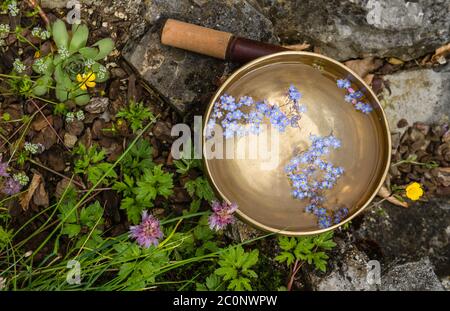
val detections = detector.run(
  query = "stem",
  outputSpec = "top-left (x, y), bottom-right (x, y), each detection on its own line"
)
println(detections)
top-left (28, 99), bottom-right (68, 150)
top-left (28, 158), bottom-right (86, 189)
top-left (25, 0), bottom-right (50, 28)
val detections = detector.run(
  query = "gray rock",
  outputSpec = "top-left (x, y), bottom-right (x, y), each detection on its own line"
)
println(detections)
top-left (380, 257), bottom-right (444, 291)
top-left (85, 97), bottom-right (110, 114)
top-left (307, 239), bottom-right (378, 291)
top-left (41, 0), bottom-right (94, 9)
top-left (64, 133), bottom-right (78, 149)
top-left (123, 0), bottom-right (277, 114)
top-left (256, 0), bottom-right (450, 61)
top-left (353, 199), bottom-right (450, 276)
top-left (383, 65), bottom-right (450, 131)
top-left (226, 219), bottom-right (264, 242)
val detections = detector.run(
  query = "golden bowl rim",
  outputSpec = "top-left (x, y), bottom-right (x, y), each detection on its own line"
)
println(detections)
top-left (202, 51), bottom-right (392, 236)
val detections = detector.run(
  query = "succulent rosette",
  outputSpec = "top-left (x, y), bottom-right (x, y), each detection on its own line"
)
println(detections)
top-left (31, 20), bottom-right (114, 105)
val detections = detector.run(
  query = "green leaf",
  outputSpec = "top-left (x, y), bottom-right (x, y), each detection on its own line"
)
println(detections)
top-left (69, 24), bottom-right (89, 53)
top-left (80, 201), bottom-right (104, 228)
top-left (112, 174), bottom-right (135, 196)
top-left (33, 75), bottom-right (52, 96)
top-left (134, 185), bottom-right (157, 203)
top-left (0, 226), bottom-right (13, 251)
top-left (278, 236), bottom-right (297, 251)
top-left (54, 66), bottom-right (73, 102)
top-left (73, 89), bottom-right (91, 106)
top-left (135, 165), bottom-right (173, 202)
top-left (117, 101), bottom-right (155, 133)
top-left (215, 266), bottom-right (237, 281)
top-left (242, 249), bottom-right (259, 270)
top-left (120, 197), bottom-right (145, 224)
top-left (215, 245), bottom-right (259, 290)
top-left (55, 85), bottom-right (69, 102)
top-left (121, 139), bottom-right (154, 177)
top-left (184, 177), bottom-right (215, 202)
top-left (313, 231), bottom-right (336, 250)
top-left (87, 162), bottom-right (117, 185)
top-left (78, 47), bottom-right (99, 59)
top-left (93, 64), bottom-right (109, 83)
top-left (52, 19), bottom-right (69, 50)
top-left (205, 274), bottom-right (222, 291)
top-left (193, 225), bottom-right (214, 241)
top-left (311, 252), bottom-right (329, 272)
top-left (32, 56), bottom-right (54, 75)
top-left (62, 223), bottom-right (81, 237)
top-left (93, 38), bottom-right (114, 60)
top-left (294, 237), bottom-right (315, 260)
top-left (275, 252), bottom-right (295, 266)
top-left (228, 277), bottom-right (252, 291)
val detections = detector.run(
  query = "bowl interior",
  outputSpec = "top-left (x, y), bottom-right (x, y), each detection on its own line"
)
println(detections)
top-left (203, 52), bottom-right (390, 235)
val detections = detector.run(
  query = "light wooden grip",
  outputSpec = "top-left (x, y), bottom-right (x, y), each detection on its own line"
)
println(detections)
top-left (161, 19), bottom-right (233, 60)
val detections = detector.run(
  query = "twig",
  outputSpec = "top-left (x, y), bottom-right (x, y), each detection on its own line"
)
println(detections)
top-left (287, 259), bottom-right (304, 291)
top-left (29, 158), bottom-right (86, 190)
top-left (25, 0), bottom-right (50, 28)
top-left (28, 99), bottom-right (69, 151)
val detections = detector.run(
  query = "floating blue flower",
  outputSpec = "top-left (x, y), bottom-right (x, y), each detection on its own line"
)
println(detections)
top-left (344, 94), bottom-right (354, 103)
top-left (314, 207), bottom-right (327, 217)
top-left (239, 96), bottom-right (253, 107)
top-left (336, 78), bottom-right (372, 115)
top-left (318, 215), bottom-right (332, 228)
top-left (288, 84), bottom-right (302, 102)
top-left (350, 90), bottom-right (364, 99)
top-left (305, 204), bottom-right (316, 213)
top-left (360, 103), bottom-right (373, 114)
top-left (286, 134), bottom-right (344, 228)
top-left (231, 109), bottom-right (245, 120)
top-left (337, 79), bottom-right (351, 89)
top-left (255, 101), bottom-right (270, 114)
top-left (333, 207), bottom-right (349, 224)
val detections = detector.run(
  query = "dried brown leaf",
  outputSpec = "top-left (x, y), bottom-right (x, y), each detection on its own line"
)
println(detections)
top-left (431, 42), bottom-right (450, 63)
top-left (19, 174), bottom-right (41, 211)
top-left (33, 181), bottom-right (49, 207)
top-left (364, 73), bottom-right (374, 85)
top-left (283, 42), bottom-right (311, 51)
top-left (344, 57), bottom-right (383, 79)
top-left (377, 185), bottom-right (409, 208)
top-left (387, 57), bottom-right (404, 65)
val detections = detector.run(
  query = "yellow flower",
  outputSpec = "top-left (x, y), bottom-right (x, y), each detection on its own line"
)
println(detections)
top-left (405, 182), bottom-right (424, 201)
top-left (76, 71), bottom-right (96, 91)
top-left (34, 51), bottom-right (41, 59)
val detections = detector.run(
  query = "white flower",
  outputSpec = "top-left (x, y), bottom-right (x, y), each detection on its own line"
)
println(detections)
top-left (58, 46), bottom-right (70, 59)
top-left (97, 65), bottom-right (107, 80)
top-left (24, 142), bottom-right (44, 154)
top-left (34, 58), bottom-right (48, 73)
top-left (40, 30), bottom-right (50, 40)
top-left (13, 58), bottom-right (26, 73)
top-left (75, 110), bottom-right (85, 121)
top-left (31, 26), bottom-right (42, 37)
top-left (13, 172), bottom-right (29, 187)
top-left (0, 24), bottom-right (10, 38)
top-left (84, 58), bottom-right (95, 68)
top-left (31, 27), bottom-right (50, 40)
top-left (65, 112), bottom-right (75, 123)
top-left (8, 1), bottom-right (19, 16)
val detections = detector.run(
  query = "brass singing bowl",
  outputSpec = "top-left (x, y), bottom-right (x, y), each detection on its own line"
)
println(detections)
top-left (202, 51), bottom-right (391, 236)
